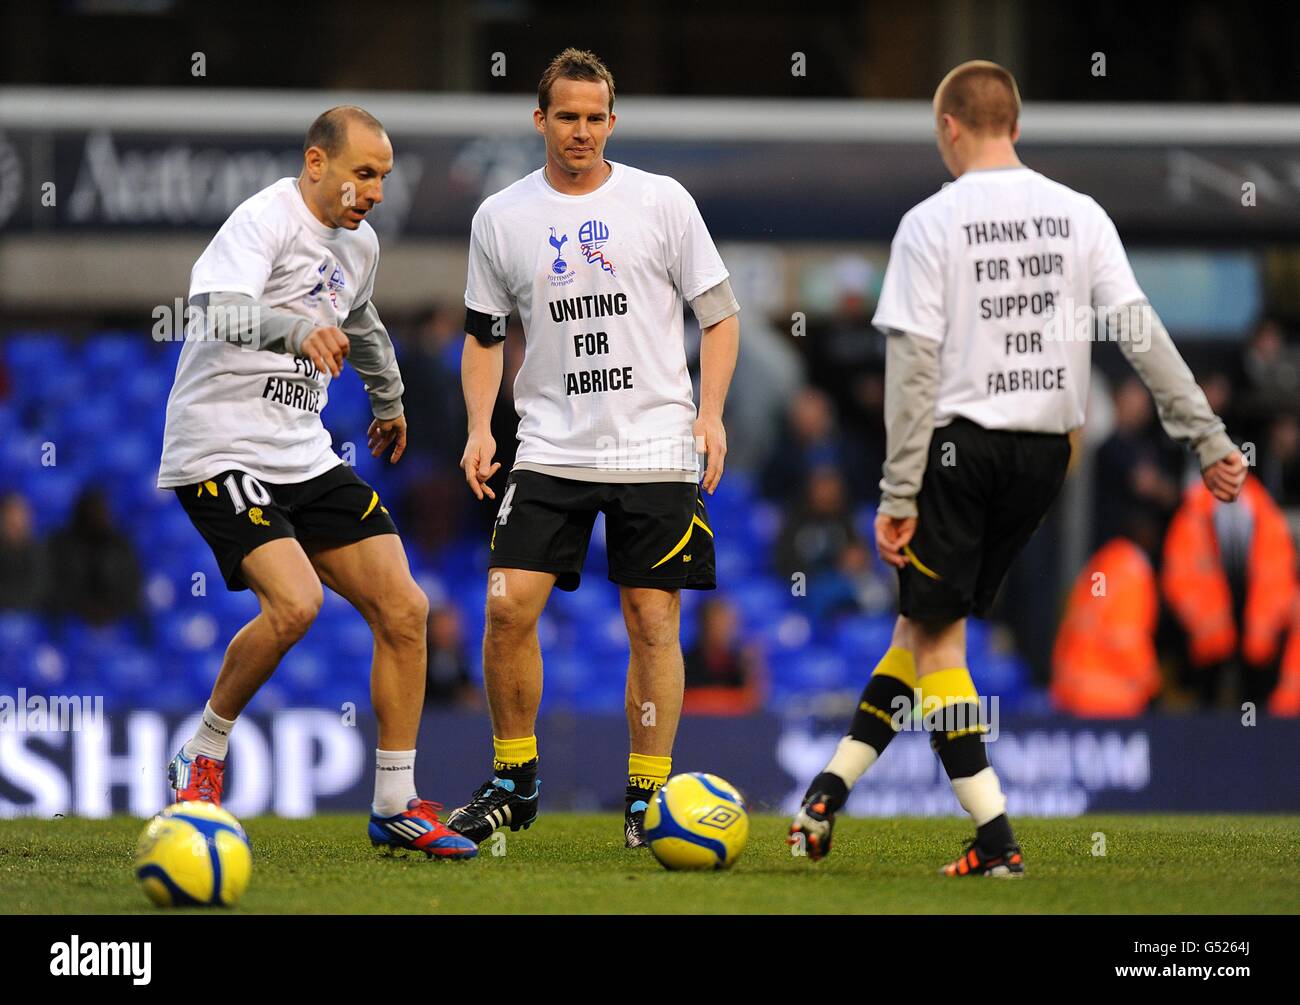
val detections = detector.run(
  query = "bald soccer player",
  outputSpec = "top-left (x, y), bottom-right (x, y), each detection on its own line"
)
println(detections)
top-left (789, 62), bottom-right (1245, 876)
top-left (158, 106), bottom-right (476, 860)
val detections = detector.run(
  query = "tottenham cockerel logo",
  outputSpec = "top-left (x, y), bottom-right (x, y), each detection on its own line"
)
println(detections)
top-left (578, 219), bottom-right (616, 277)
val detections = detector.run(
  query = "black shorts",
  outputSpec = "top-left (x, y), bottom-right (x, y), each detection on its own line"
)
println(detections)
top-left (488, 469), bottom-right (717, 592)
top-left (899, 418), bottom-right (1071, 622)
top-left (175, 463), bottom-right (399, 591)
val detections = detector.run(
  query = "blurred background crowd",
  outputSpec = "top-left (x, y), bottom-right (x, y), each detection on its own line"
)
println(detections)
top-left (3, 296), bottom-right (1298, 719)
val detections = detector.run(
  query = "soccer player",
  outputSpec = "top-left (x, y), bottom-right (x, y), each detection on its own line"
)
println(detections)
top-left (789, 61), bottom-right (1246, 876)
top-left (452, 49), bottom-right (740, 848)
top-left (157, 106), bottom-right (476, 860)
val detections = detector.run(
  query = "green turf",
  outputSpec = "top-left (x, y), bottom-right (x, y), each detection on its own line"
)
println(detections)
top-left (1, 814), bottom-right (1297, 914)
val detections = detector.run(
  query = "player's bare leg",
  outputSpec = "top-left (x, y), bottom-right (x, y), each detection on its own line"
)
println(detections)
top-left (169, 538), bottom-right (323, 804)
top-left (445, 567), bottom-right (554, 843)
top-left (214, 539), bottom-right (326, 716)
top-left (306, 533), bottom-right (475, 859)
top-left (481, 567), bottom-right (555, 737)
top-left (621, 586), bottom-right (683, 846)
top-left (305, 534), bottom-right (429, 749)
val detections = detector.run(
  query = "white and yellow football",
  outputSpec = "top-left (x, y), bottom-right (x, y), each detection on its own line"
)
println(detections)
top-left (134, 801), bottom-right (252, 907)
top-left (645, 772), bottom-right (749, 870)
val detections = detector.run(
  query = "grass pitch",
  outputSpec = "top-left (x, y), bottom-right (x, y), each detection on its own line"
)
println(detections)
top-left (2, 814), bottom-right (1297, 914)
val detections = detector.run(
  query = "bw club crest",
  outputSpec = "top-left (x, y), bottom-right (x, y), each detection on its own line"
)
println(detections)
top-left (579, 219), bottom-right (616, 276)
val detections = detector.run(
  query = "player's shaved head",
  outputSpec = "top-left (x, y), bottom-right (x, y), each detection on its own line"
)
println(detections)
top-left (304, 105), bottom-right (387, 156)
top-left (934, 61), bottom-right (1021, 137)
top-left (538, 47), bottom-right (615, 113)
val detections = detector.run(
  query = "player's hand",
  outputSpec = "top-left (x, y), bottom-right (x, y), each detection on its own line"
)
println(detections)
top-left (694, 415), bottom-right (727, 494)
top-left (875, 512), bottom-right (918, 569)
top-left (300, 326), bottom-right (349, 378)
top-left (460, 429), bottom-right (501, 500)
top-left (368, 415), bottom-right (407, 464)
top-left (1203, 451), bottom-right (1247, 503)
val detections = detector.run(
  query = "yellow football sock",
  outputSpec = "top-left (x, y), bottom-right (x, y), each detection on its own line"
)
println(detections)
top-left (628, 752), bottom-right (672, 792)
top-left (493, 734), bottom-right (538, 772)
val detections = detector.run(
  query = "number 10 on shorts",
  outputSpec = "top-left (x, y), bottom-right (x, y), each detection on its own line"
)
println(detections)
top-left (223, 473), bottom-right (271, 514)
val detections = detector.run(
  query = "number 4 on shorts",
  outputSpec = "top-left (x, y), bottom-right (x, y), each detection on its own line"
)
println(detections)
top-left (496, 482), bottom-right (517, 525)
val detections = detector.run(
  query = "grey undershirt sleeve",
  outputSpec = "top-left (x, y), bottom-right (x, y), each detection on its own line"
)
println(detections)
top-left (1108, 302), bottom-right (1236, 469)
top-left (193, 291), bottom-right (316, 355)
top-left (689, 277), bottom-right (740, 329)
top-left (341, 299), bottom-right (405, 421)
top-left (878, 331), bottom-right (942, 520)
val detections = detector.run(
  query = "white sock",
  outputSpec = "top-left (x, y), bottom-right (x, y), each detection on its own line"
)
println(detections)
top-left (950, 766), bottom-right (1008, 826)
top-left (373, 748), bottom-right (418, 816)
top-left (825, 736), bottom-right (879, 788)
top-left (182, 702), bottom-right (236, 761)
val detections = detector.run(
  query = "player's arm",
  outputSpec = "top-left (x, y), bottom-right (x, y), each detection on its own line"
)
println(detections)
top-left (1107, 303), bottom-right (1245, 502)
top-left (876, 331), bottom-right (941, 568)
top-left (460, 310), bottom-right (506, 500)
top-left (342, 299), bottom-right (407, 463)
top-left (195, 291), bottom-right (350, 378)
top-left (692, 280), bottom-right (740, 494)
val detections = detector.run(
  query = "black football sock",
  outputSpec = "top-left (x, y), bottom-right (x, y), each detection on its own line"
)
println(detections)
top-left (927, 700), bottom-right (1016, 855)
top-left (626, 783), bottom-right (657, 814)
top-left (495, 758), bottom-right (538, 797)
top-left (803, 771), bottom-right (850, 812)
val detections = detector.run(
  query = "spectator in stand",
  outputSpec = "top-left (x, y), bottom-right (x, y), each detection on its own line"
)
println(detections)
top-left (1162, 472), bottom-right (1296, 709)
top-left (807, 539), bottom-right (896, 622)
top-left (395, 306), bottom-right (474, 555)
top-left (1258, 413), bottom-right (1300, 507)
top-left (1052, 514), bottom-right (1163, 717)
top-left (761, 388), bottom-right (856, 504)
top-left (775, 465), bottom-right (859, 582)
top-left (424, 604), bottom-right (479, 709)
top-left (0, 492), bottom-right (50, 611)
top-left (1092, 375), bottom-right (1183, 548)
top-left (1239, 317), bottom-right (1299, 429)
top-left (683, 596), bottom-right (764, 715)
top-left (46, 488), bottom-right (143, 625)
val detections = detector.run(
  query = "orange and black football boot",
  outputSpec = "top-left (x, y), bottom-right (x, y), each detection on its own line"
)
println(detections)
top-left (941, 838), bottom-right (1025, 877)
top-left (788, 791), bottom-right (837, 861)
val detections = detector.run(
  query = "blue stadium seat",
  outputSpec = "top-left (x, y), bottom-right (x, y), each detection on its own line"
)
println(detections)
top-left (84, 332), bottom-right (150, 373)
top-left (754, 611), bottom-right (814, 655)
top-left (831, 614), bottom-right (896, 662)
top-left (778, 645), bottom-right (853, 692)
top-left (0, 611), bottom-right (47, 654)
top-left (4, 332), bottom-right (69, 378)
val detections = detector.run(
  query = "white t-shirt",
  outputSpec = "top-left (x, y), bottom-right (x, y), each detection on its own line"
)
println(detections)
top-left (465, 160), bottom-right (729, 477)
top-left (158, 177), bottom-right (379, 487)
top-left (872, 165), bottom-right (1145, 434)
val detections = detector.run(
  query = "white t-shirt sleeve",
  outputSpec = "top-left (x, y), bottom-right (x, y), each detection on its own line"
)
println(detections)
top-left (667, 184), bottom-right (729, 302)
top-left (1088, 200), bottom-right (1145, 309)
top-left (872, 210), bottom-right (947, 342)
top-left (464, 207), bottom-right (514, 316)
top-left (189, 211), bottom-right (280, 302)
